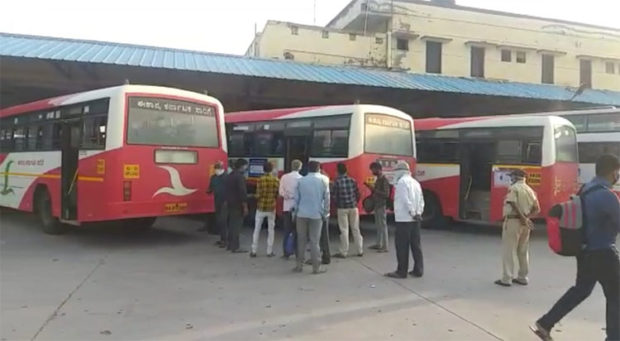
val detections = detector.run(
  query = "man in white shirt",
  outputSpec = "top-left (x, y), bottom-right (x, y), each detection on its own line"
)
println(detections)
top-left (385, 161), bottom-right (425, 279)
top-left (279, 160), bottom-right (303, 259)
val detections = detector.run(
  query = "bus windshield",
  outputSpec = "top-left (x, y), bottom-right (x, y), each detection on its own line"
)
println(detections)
top-left (127, 97), bottom-right (218, 147)
top-left (364, 113), bottom-right (413, 156)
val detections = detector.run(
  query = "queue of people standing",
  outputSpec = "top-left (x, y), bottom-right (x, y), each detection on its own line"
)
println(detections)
top-left (207, 154), bottom-right (619, 339)
top-left (206, 158), bottom-right (426, 277)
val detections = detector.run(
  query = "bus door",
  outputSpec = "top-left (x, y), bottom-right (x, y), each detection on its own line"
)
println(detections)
top-left (284, 120), bottom-right (312, 175)
top-left (60, 118), bottom-right (81, 221)
top-left (459, 138), bottom-right (495, 221)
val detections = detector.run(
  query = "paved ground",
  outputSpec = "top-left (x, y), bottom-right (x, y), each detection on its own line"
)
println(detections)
top-left (0, 210), bottom-right (610, 341)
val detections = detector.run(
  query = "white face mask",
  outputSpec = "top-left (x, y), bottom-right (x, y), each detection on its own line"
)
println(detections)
top-left (215, 169), bottom-right (224, 176)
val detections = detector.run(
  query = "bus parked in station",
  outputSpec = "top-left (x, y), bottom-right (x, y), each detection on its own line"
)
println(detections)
top-left (0, 85), bottom-right (227, 233)
top-left (415, 115), bottom-right (579, 226)
top-left (526, 107), bottom-right (619, 196)
top-left (225, 104), bottom-right (416, 215)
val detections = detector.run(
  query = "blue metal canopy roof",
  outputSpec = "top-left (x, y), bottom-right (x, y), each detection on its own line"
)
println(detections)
top-left (1, 32), bottom-right (619, 106)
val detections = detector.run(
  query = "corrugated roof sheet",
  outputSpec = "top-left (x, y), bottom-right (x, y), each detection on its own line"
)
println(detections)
top-left (1, 32), bottom-right (620, 106)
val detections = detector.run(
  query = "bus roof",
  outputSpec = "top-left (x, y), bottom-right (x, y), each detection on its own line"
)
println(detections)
top-left (415, 115), bottom-right (571, 131)
top-left (0, 84), bottom-right (221, 118)
top-left (518, 106), bottom-right (619, 117)
top-left (226, 104), bottom-right (413, 123)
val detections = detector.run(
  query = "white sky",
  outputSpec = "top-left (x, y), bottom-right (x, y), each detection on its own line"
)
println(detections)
top-left (2, 0), bottom-right (619, 55)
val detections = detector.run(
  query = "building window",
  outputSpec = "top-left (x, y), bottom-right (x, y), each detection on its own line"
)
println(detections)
top-left (501, 49), bottom-right (511, 62)
top-left (291, 26), bottom-right (299, 35)
top-left (396, 38), bottom-right (409, 51)
top-left (580, 59), bottom-right (592, 88)
top-left (322, 31), bottom-right (329, 39)
top-left (471, 46), bottom-right (485, 78)
top-left (516, 51), bottom-right (526, 63)
top-left (606, 61), bottom-right (615, 74)
top-left (349, 33), bottom-right (356, 41)
top-left (426, 41), bottom-right (442, 74)
top-left (541, 54), bottom-right (554, 84)
top-left (375, 37), bottom-right (384, 44)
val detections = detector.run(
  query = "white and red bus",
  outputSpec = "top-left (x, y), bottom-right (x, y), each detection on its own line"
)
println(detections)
top-left (414, 115), bottom-right (579, 226)
top-left (525, 107), bottom-right (619, 196)
top-left (225, 105), bottom-right (416, 215)
top-left (0, 85), bottom-right (227, 233)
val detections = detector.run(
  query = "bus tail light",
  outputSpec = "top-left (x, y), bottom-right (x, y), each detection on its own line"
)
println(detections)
top-left (123, 181), bottom-right (132, 201)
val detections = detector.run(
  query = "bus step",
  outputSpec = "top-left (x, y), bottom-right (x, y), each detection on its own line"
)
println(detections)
top-left (59, 219), bottom-right (80, 226)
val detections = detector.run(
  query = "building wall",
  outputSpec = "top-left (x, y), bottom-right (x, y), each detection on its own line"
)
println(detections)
top-left (249, 0), bottom-right (620, 91)
top-left (387, 2), bottom-right (620, 90)
top-left (246, 21), bottom-right (388, 68)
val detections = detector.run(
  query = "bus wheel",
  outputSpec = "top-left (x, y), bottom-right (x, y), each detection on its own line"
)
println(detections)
top-left (422, 192), bottom-right (447, 229)
top-left (35, 189), bottom-right (65, 235)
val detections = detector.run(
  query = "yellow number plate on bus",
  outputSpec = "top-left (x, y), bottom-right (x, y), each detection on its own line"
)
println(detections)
top-left (164, 202), bottom-right (188, 213)
top-left (123, 164), bottom-right (140, 179)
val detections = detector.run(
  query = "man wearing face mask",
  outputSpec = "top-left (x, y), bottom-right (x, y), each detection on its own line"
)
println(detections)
top-left (385, 161), bottom-right (425, 279)
top-left (532, 154), bottom-right (620, 341)
top-left (225, 158), bottom-right (249, 253)
top-left (495, 168), bottom-right (540, 287)
top-left (207, 161), bottom-right (228, 248)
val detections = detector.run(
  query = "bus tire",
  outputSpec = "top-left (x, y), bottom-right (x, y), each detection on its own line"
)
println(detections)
top-left (422, 191), bottom-right (447, 229)
top-left (34, 188), bottom-right (65, 235)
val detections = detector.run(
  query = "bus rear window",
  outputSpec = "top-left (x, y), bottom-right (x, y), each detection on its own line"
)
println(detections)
top-left (364, 113), bottom-right (413, 156)
top-left (554, 125), bottom-right (578, 162)
top-left (127, 97), bottom-right (218, 148)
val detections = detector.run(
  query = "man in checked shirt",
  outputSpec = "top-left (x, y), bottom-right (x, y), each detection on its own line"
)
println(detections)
top-left (332, 163), bottom-right (363, 258)
top-left (250, 161), bottom-right (280, 258)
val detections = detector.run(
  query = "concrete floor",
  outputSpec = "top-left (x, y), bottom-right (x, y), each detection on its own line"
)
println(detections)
top-left (0, 210), bottom-right (609, 341)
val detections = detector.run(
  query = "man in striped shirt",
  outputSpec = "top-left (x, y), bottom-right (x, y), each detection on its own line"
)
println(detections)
top-left (332, 163), bottom-right (363, 258)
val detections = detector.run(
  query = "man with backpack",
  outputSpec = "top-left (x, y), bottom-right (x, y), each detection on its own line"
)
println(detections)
top-left (532, 154), bottom-right (620, 341)
top-left (495, 169), bottom-right (540, 287)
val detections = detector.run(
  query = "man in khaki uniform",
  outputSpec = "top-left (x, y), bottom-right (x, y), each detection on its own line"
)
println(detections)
top-left (495, 169), bottom-right (540, 287)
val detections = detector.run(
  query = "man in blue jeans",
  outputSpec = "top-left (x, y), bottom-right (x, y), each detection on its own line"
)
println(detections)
top-left (293, 161), bottom-right (330, 274)
top-left (532, 154), bottom-right (620, 341)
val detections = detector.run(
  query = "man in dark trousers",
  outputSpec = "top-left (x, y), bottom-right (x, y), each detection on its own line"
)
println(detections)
top-left (225, 158), bottom-right (249, 253)
top-left (532, 154), bottom-right (620, 341)
top-left (207, 161), bottom-right (228, 248)
top-left (366, 162), bottom-right (391, 253)
top-left (279, 160), bottom-right (303, 259)
top-left (385, 161), bottom-right (425, 279)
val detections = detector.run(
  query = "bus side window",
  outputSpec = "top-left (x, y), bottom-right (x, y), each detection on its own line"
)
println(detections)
top-left (13, 127), bottom-right (27, 152)
top-left (0, 128), bottom-right (11, 152)
top-left (52, 123), bottom-right (63, 150)
top-left (525, 142), bottom-right (542, 164)
top-left (311, 129), bottom-right (348, 157)
top-left (26, 126), bottom-right (39, 151)
top-left (82, 116), bottom-right (107, 149)
top-left (496, 140), bottom-right (522, 163)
